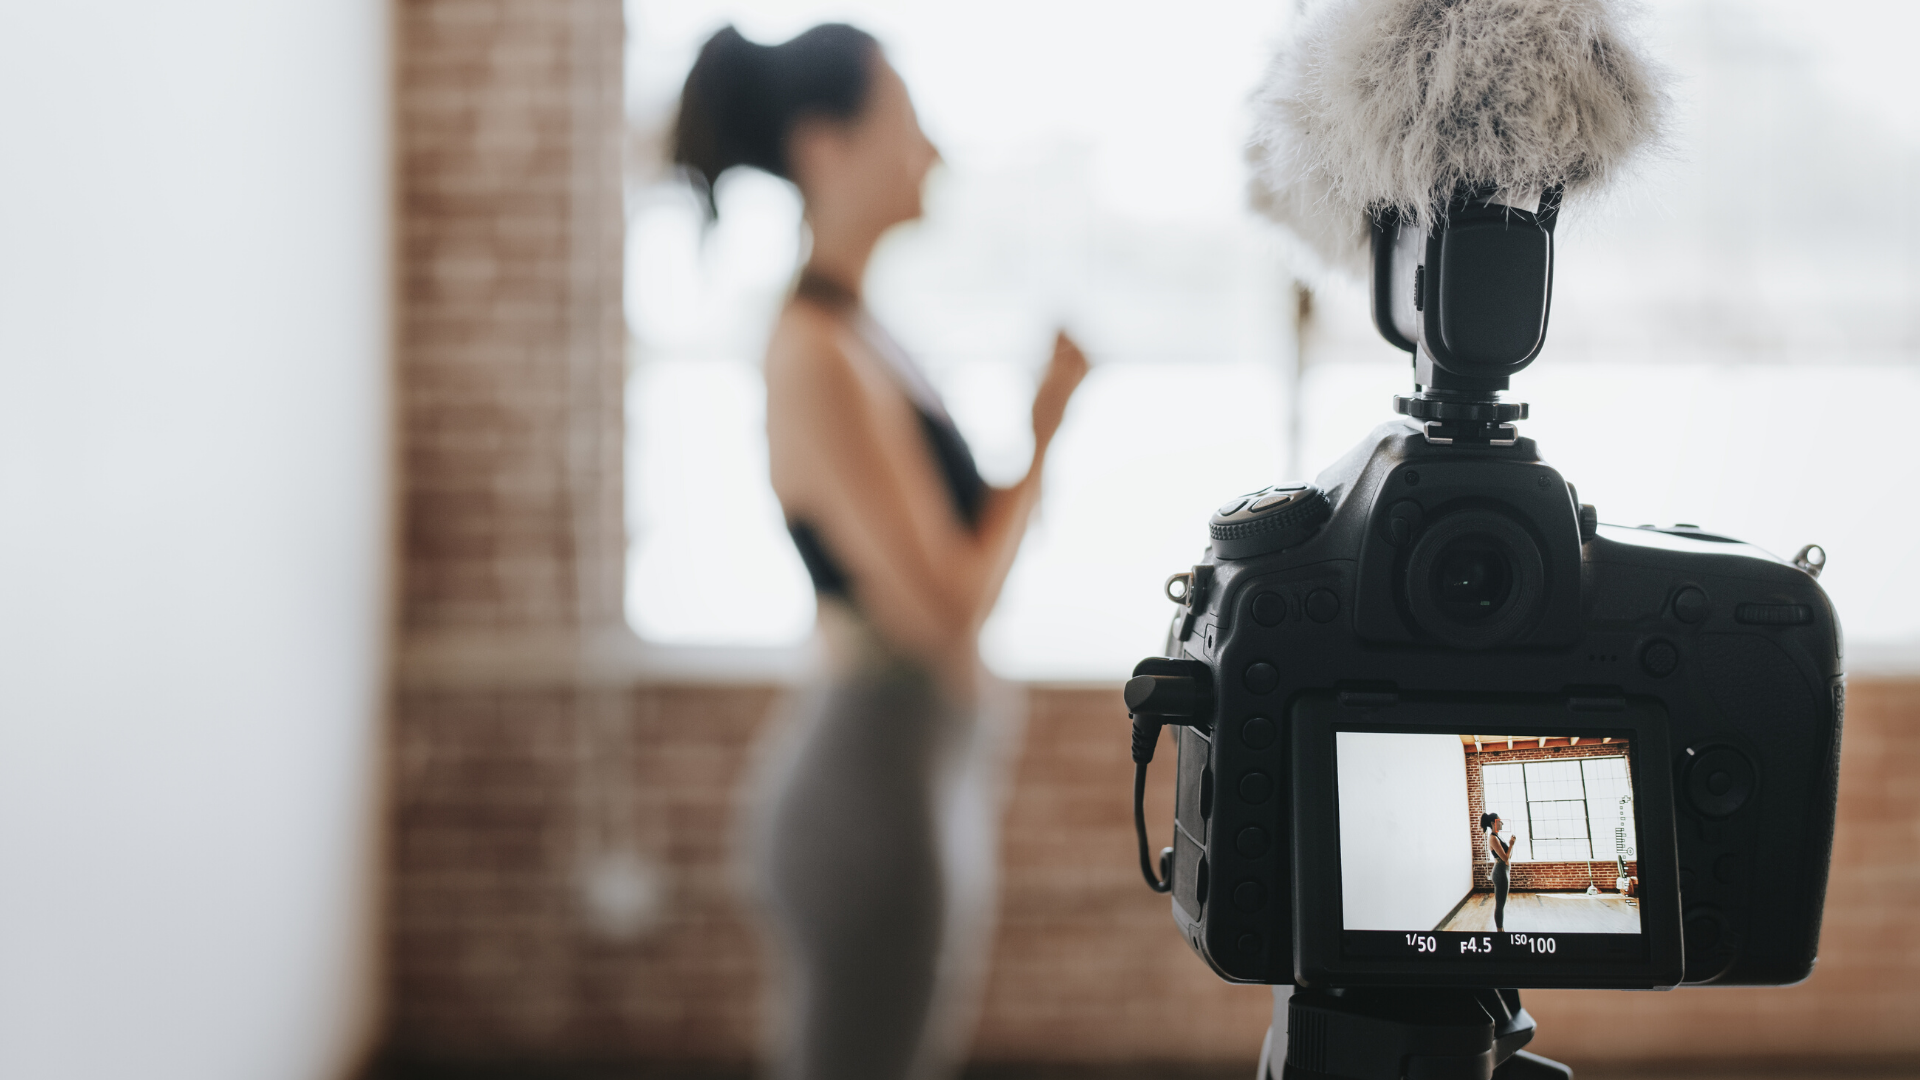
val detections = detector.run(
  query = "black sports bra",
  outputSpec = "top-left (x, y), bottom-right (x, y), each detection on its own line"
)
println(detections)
top-left (785, 270), bottom-right (986, 599)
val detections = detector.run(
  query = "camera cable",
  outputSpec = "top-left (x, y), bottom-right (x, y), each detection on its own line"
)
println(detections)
top-left (1126, 669), bottom-right (1207, 893)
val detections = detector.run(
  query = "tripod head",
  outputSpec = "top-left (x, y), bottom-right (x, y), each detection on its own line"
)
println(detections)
top-left (1371, 186), bottom-right (1562, 446)
top-left (1264, 987), bottom-right (1573, 1080)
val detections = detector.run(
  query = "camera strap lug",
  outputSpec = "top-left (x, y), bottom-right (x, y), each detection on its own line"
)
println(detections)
top-left (1167, 564), bottom-right (1214, 641)
top-left (1792, 544), bottom-right (1827, 578)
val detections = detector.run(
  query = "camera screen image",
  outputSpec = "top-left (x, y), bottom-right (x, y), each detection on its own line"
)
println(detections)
top-left (1335, 730), bottom-right (1643, 963)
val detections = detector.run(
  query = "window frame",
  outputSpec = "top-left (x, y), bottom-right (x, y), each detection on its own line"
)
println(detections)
top-left (1480, 756), bottom-right (1638, 865)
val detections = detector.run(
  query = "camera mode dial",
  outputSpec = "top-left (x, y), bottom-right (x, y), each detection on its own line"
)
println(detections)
top-left (1210, 484), bottom-right (1332, 560)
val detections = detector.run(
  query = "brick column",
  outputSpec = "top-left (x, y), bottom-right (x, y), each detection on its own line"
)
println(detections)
top-left (397, 0), bottom-right (625, 661)
top-left (388, 0), bottom-right (727, 1063)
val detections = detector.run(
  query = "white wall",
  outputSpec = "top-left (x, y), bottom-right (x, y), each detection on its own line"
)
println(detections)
top-left (0, 4), bottom-right (389, 1079)
top-left (1337, 732), bottom-right (1474, 932)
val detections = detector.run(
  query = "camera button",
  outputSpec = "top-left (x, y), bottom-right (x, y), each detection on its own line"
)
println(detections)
top-left (1673, 586), bottom-right (1709, 624)
top-left (1306, 589), bottom-right (1340, 623)
top-left (1686, 909), bottom-right (1723, 948)
top-left (1233, 880), bottom-right (1267, 912)
top-left (1218, 498), bottom-right (1248, 516)
top-left (1686, 747), bottom-right (1756, 817)
top-left (1683, 907), bottom-right (1735, 982)
top-left (1252, 592), bottom-right (1287, 626)
top-left (1235, 826), bottom-right (1271, 858)
top-left (1250, 492), bottom-right (1294, 512)
top-left (1243, 662), bottom-right (1279, 694)
top-left (1240, 717), bottom-right (1276, 749)
top-left (1238, 771), bottom-right (1273, 804)
top-left (1381, 499), bottom-right (1424, 546)
top-left (1641, 639), bottom-right (1679, 677)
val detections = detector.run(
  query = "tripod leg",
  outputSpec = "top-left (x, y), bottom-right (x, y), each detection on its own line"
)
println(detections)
top-left (1492, 1048), bottom-right (1574, 1079)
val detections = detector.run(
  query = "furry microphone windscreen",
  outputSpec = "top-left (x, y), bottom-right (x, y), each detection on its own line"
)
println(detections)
top-left (1249, 0), bottom-right (1670, 273)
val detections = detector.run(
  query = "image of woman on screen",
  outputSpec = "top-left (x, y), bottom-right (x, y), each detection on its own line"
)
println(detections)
top-left (672, 24), bottom-right (1088, 1080)
top-left (1483, 811), bottom-right (1513, 932)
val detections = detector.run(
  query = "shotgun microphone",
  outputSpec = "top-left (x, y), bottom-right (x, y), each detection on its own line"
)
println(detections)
top-left (1250, 0), bottom-right (1669, 270)
top-left (1249, 0), bottom-right (1670, 404)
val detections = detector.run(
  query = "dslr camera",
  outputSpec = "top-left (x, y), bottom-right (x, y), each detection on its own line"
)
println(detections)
top-left (1124, 193), bottom-right (1843, 1042)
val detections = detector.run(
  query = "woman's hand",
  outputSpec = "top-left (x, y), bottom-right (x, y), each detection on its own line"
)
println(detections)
top-left (1030, 331), bottom-right (1089, 455)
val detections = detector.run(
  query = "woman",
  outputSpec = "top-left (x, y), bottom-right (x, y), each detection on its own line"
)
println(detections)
top-left (673, 24), bottom-right (1088, 1080)
top-left (1482, 812), bottom-right (1513, 932)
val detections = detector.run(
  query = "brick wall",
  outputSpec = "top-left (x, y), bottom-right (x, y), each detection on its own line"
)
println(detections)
top-left (1463, 740), bottom-right (1641, 893)
top-left (1477, 861), bottom-right (1641, 892)
top-left (385, 2), bottom-right (1920, 1072)
top-left (389, 684), bottom-right (779, 1060)
top-left (385, 677), bottom-right (1920, 1070)
top-left (385, 676), bottom-right (1920, 1069)
top-left (388, 685), bottom-right (1274, 1066)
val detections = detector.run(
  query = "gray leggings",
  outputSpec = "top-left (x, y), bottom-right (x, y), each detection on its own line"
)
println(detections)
top-left (1493, 861), bottom-right (1510, 931)
top-left (750, 665), bottom-right (1001, 1080)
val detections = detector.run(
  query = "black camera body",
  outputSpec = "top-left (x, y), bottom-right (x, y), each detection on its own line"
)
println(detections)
top-left (1128, 199), bottom-right (1843, 994)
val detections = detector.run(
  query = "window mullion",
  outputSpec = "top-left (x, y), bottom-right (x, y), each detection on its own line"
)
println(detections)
top-left (1520, 768), bottom-right (1535, 864)
top-left (1577, 758), bottom-right (1594, 862)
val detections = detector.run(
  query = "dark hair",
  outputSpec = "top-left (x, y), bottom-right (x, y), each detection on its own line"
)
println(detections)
top-left (1480, 812), bottom-right (1500, 831)
top-left (672, 23), bottom-right (880, 215)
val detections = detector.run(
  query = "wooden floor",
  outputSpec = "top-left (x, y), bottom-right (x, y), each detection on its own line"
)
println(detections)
top-left (1436, 890), bottom-right (1641, 934)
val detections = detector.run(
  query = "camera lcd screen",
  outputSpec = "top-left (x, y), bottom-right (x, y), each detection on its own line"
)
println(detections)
top-left (1335, 730), bottom-right (1644, 964)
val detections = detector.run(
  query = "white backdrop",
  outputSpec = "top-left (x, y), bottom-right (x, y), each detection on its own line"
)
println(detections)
top-left (1336, 732), bottom-right (1475, 933)
top-left (0, 3), bottom-right (389, 1079)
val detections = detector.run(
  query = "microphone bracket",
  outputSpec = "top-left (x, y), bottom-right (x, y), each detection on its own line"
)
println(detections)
top-left (1372, 185), bottom-right (1559, 447)
top-left (1392, 395), bottom-right (1527, 423)
top-left (1393, 393), bottom-right (1529, 447)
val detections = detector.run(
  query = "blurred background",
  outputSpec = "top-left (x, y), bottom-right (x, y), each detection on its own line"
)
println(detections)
top-left (624, 0), bottom-right (1920, 678)
top-left (0, 2), bottom-right (1916, 1079)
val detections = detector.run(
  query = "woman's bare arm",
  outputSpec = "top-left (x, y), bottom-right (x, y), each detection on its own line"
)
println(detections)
top-left (768, 309), bottom-right (1086, 667)
top-left (951, 332), bottom-right (1087, 628)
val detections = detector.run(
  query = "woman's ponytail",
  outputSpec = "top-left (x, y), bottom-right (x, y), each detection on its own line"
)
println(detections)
top-left (671, 23), bottom-right (879, 217)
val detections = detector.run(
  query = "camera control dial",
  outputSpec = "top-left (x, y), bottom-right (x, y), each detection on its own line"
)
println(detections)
top-left (1210, 483), bottom-right (1332, 560)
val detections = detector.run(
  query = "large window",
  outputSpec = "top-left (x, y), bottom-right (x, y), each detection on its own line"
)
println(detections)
top-left (623, 0), bottom-right (1291, 673)
top-left (1482, 758), bottom-right (1638, 864)
top-left (625, 0), bottom-right (1920, 678)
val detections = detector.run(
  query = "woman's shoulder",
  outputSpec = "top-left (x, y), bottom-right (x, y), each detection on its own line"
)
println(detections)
top-left (767, 299), bottom-right (859, 383)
